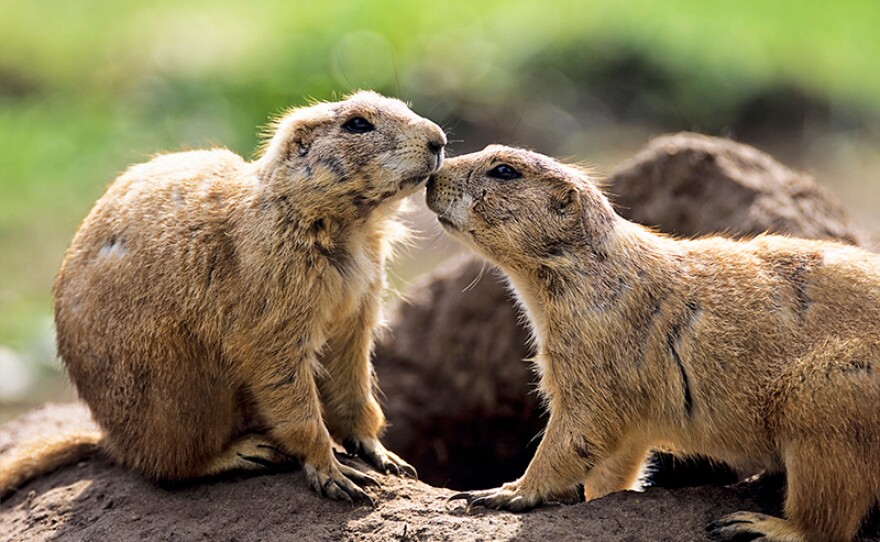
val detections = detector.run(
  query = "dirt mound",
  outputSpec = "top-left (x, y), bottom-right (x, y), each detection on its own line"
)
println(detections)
top-left (609, 132), bottom-right (873, 246)
top-left (0, 404), bottom-right (800, 542)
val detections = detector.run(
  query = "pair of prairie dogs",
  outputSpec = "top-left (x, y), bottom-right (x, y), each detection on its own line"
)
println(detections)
top-left (2, 91), bottom-right (879, 541)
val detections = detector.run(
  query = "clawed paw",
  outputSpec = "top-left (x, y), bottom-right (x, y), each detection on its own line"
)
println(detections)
top-left (343, 437), bottom-right (418, 478)
top-left (304, 460), bottom-right (378, 507)
top-left (447, 485), bottom-right (540, 513)
top-left (448, 481), bottom-right (584, 514)
top-left (707, 511), bottom-right (804, 542)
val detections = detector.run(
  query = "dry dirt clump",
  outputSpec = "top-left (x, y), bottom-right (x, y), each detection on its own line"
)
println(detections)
top-left (4, 133), bottom-right (879, 541)
top-left (609, 132), bottom-right (874, 246)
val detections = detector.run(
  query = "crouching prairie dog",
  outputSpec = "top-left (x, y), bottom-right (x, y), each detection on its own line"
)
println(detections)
top-left (0, 91), bottom-right (446, 504)
top-left (429, 145), bottom-right (880, 542)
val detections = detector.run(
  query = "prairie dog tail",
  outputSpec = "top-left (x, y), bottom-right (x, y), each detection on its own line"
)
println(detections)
top-left (0, 430), bottom-right (102, 500)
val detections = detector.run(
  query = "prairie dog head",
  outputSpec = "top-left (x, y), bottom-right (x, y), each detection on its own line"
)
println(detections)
top-left (426, 145), bottom-right (617, 269)
top-left (259, 91), bottom-right (446, 214)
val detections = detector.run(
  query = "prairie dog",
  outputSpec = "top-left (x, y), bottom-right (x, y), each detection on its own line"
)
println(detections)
top-left (0, 91), bottom-right (446, 504)
top-left (429, 145), bottom-right (880, 542)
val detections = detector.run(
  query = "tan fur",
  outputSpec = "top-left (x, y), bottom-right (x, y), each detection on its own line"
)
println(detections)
top-left (430, 145), bottom-right (880, 542)
top-left (0, 430), bottom-right (101, 499)
top-left (0, 91), bottom-right (445, 503)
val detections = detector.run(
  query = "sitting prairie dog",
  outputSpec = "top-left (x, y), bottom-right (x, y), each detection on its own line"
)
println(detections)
top-left (429, 145), bottom-right (880, 542)
top-left (0, 91), bottom-right (446, 504)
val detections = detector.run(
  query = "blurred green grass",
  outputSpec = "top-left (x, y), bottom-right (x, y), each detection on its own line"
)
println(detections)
top-left (1, 0), bottom-right (879, 407)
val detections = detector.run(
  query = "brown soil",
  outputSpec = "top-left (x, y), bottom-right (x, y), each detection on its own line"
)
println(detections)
top-left (0, 404), bottom-right (800, 542)
top-left (3, 133), bottom-right (879, 541)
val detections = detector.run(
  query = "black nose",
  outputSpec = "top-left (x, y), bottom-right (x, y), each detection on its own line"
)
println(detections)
top-left (427, 137), bottom-right (445, 156)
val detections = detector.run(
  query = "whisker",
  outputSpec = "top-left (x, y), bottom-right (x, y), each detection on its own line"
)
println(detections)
top-left (462, 259), bottom-right (488, 293)
top-left (335, 51), bottom-right (353, 91)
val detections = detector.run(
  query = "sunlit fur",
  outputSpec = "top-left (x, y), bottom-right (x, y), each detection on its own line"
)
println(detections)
top-left (428, 145), bottom-right (880, 542)
top-left (0, 91), bottom-right (446, 503)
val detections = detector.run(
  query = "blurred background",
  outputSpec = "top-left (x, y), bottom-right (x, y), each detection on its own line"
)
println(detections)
top-left (1, 0), bottom-right (879, 421)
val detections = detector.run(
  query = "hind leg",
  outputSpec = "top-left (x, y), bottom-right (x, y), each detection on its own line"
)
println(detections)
top-left (97, 341), bottom-right (242, 481)
top-left (708, 442), bottom-right (875, 542)
top-left (712, 340), bottom-right (880, 542)
top-left (196, 433), bottom-right (377, 494)
top-left (709, 511), bottom-right (805, 542)
top-left (196, 434), bottom-right (292, 476)
top-left (707, 449), bottom-right (814, 542)
top-left (781, 441), bottom-right (875, 542)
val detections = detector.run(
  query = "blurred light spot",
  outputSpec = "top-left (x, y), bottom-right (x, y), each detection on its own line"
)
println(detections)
top-left (146, 8), bottom-right (259, 77)
top-left (0, 346), bottom-right (36, 401)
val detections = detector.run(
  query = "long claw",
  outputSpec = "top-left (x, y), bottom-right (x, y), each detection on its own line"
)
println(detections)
top-left (448, 492), bottom-right (476, 503)
top-left (343, 437), bottom-right (417, 479)
top-left (236, 453), bottom-right (278, 469)
top-left (322, 479), bottom-right (353, 504)
top-left (255, 443), bottom-right (296, 461)
top-left (346, 484), bottom-right (374, 507)
top-left (339, 463), bottom-right (380, 488)
top-left (333, 474), bottom-right (374, 506)
top-left (400, 463), bottom-right (418, 479)
top-left (450, 485), bottom-right (545, 514)
top-left (304, 461), bottom-right (376, 507)
top-left (707, 512), bottom-right (781, 542)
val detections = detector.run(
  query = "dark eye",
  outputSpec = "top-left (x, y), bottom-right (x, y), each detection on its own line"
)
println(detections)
top-left (342, 116), bottom-right (375, 134)
top-left (487, 164), bottom-right (522, 180)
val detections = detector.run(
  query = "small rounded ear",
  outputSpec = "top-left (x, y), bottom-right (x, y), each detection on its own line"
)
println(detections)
top-left (288, 117), bottom-right (325, 157)
top-left (259, 107), bottom-right (332, 169)
top-left (290, 126), bottom-right (311, 156)
top-left (553, 187), bottom-right (581, 215)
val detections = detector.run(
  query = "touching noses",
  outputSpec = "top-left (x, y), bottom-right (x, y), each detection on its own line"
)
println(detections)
top-left (428, 136), bottom-right (445, 156)
top-left (426, 130), bottom-right (447, 172)
top-left (427, 128), bottom-right (447, 158)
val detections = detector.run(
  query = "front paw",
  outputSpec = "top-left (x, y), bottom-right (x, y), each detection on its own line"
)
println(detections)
top-left (343, 436), bottom-right (418, 478)
top-left (449, 484), bottom-right (541, 513)
top-left (304, 458), bottom-right (379, 506)
top-left (449, 482), bottom-right (584, 513)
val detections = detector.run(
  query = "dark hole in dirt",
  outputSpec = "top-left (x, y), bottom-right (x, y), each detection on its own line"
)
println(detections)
top-left (647, 453), bottom-right (739, 488)
top-left (395, 413), bottom-right (545, 490)
top-left (379, 338), bottom-right (737, 491)
top-left (397, 418), bottom-right (738, 492)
